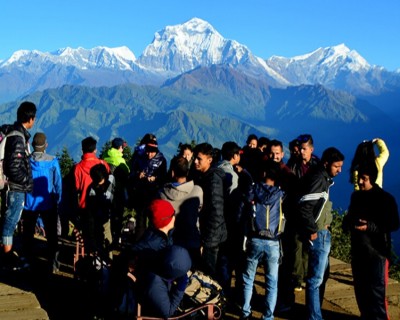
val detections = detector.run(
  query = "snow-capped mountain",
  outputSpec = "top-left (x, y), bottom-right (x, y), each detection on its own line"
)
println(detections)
top-left (1, 46), bottom-right (137, 71)
top-left (137, 18), bottom-right (288, 85)
top-left (265, 44), bottom-right (388, 94)
top-left (0, 18), bottom-right (399, 103)
top-left (0, 46), bottom-right (160, 103)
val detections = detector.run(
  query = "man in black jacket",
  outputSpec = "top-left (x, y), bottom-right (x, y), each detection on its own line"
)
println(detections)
top-left (298, 147), bottom-right (344, 320)
top-left (193, 143), bottom-right (227, 279)
top-left (1, 101), bottom-right (36, 270)
top-left (343, 164), bottom-right (399, 319)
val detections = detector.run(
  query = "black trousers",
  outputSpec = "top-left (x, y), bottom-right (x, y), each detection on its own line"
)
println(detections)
top-left (22, 208), bottom-right (59, 269)
top-left (351, 254), bottom-right (389, 320)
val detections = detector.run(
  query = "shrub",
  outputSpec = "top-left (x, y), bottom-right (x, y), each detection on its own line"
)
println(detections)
top-left (330, 209), bottom-right (351, 263)
top-left (330, 208), bottom-right (400, 282)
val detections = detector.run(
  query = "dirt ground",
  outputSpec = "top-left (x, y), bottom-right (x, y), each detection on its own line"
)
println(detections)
top-left (0, 236), bottom-right (359, 320)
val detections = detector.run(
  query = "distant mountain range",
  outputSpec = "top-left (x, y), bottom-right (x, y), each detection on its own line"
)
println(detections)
top-left (0, 17), bottom-right (399, 211)
top-left (1, 18), bottom-right (400, 102)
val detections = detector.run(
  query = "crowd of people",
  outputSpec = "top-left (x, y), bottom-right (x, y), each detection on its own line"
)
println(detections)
top-left (0, 101), bottom-right (399, 320)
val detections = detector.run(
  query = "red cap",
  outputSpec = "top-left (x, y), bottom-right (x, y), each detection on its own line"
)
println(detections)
top-left (149, 199), bottom-right (175, 229)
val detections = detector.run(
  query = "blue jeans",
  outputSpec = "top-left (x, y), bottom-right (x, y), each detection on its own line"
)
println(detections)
top-left (306, 229), bottom-right (331, 320)
top-left (2, 191), bottom-right (25, 246)
top-left (242, 238), bottom-right (280, 320)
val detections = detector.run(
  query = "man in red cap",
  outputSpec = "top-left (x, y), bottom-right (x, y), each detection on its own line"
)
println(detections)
top-left (129, 199), bottom-right (176, 275)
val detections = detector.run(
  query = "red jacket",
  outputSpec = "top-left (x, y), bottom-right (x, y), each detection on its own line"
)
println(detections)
top-left (74, 153), bottom-right (110, 209)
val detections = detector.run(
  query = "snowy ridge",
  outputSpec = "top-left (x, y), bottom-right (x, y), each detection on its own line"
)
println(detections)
top-left (266, 44), bottom-right (372, 84)
top-left (290, 44), bottom-right (370, 71)
top-left (1, 46), bottom-right (137, 70)
top-left (0, 18), bottom-right (399, 102)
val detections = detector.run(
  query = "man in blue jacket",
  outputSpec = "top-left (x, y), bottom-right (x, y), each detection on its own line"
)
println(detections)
top-left (22, 132), bottom-right (62, 273)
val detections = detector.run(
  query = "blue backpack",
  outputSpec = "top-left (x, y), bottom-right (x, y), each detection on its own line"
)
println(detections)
top-left (250, 184), bottom-right (286, 240)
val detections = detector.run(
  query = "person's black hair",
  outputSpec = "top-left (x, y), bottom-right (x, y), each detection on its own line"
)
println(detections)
top-left (321, 147), bottom-right (345, 165)
top-left (258, 136), bottom-right (270, 147)
top-left (357, 163), bottom-right (378, 186)
top-left (289, 139), bottom-right (300, 152)
top-left (90, 163), bottom-right (109, 185)
top-left (170, 156), bottom-right (189, 178)
top-left (246, 134), bottom-right (258, 145)
top-left (81, 136), bottom-right (97, 154)
top-left (193, 142), bottom-right (214, 157)
top-left (297, 134), bottom-right (313, 147)
top-left (267, 139), bottom-right (283, 154)
top-left (140, 133), bottom-right (157, 145)
top-left (178, 144), bottom-right (193, 155)
top-left (17, 101), bottom-right (37, 123)
top-left (221, 141), bottom-right (241, 161)
top-left (262, 159), bottom-right (281, 183)
top-left (349, 140), bottom-right (375, 183)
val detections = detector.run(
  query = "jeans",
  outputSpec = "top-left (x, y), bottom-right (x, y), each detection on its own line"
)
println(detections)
top-left (306, 229), bottom-right (331, 320)
top-left (2, 191), bottom-right (25, 246)
top-left (242, 238), bottom-right (280, 320)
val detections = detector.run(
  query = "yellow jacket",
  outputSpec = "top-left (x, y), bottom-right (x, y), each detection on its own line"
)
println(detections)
top-left (353, 138), bottom-right (389, 190)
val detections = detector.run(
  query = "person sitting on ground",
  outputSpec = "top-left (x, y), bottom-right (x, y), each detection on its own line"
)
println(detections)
top-left (129, 199), bottom-right (176, 275)
top-left (112, 199), bottom-right (177, 315)
top-left (136, 245), bottom-right (191, 318)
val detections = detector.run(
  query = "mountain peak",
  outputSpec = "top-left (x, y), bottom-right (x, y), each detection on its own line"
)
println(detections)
top-left (319, 43), bottom-right (369, 70)
top-left (137, 18), bottom-right (226, 72)
top-left (174, 17), bottom-right (217, 34)
top-left (1, 49), bottom-right (42, 67)
top-left (137, 17), bottom-right (285, 86)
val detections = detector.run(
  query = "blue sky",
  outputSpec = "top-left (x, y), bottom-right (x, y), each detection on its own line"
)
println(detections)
top-left (1, 0), bottom-right (399, 70)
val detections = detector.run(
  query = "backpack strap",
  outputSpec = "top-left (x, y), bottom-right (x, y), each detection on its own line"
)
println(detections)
top-left (3, 130), bottom-right (28, 156)
top-left (278, 198), bottom-right (283, 233)
top-left (265, 205), bottom-right (270, 231)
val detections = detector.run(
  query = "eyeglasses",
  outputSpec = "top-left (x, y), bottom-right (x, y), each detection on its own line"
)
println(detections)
top-left (297, 134), bottom-right (312, 143)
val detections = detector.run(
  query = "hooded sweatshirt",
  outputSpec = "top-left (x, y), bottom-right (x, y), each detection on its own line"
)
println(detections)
top-left (159, 180), bottom-right (203, 249)
top-left (25, 152), bottom-right (62, 211)
top-left (103, 147), bottom-right (129, 174)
